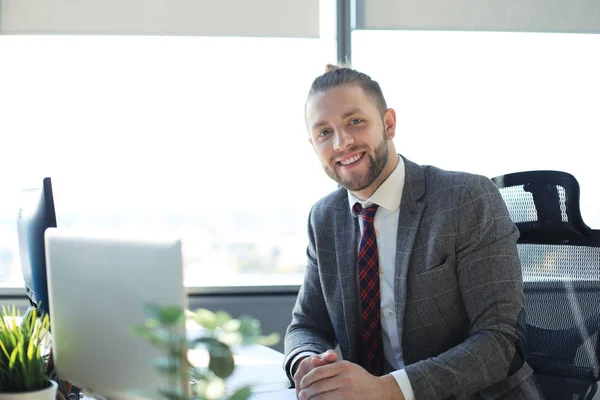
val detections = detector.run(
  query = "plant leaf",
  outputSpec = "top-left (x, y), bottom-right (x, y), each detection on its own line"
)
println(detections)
top-left (206, 340), bottom-right (234, 378)
top-left (8, 347), bottom-right (19, 369)
top-left (0, 337), bottom-right (10, 358)
top-left (192, 309), bottom-right (217, 330)
top-left (159, 307), bottom-right (185, 326)
top-left (221, 319), bottom-right (241, 332)
top-left (217, 331), bottom-right (243, 347)
top-left (130, 326), bottom-right (172, 349)
top-left (237, 317), bottom-right (261, 344)
top-left (255, 333), bottom-right (281, 347)
top-left (214, 311), bottom-right (232, 328)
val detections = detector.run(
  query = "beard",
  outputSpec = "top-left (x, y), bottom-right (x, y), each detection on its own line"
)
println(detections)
top-left (322, 131), bottom-right (389, 192)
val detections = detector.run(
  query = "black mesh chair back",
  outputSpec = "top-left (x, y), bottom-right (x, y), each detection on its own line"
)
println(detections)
top-left (492, 170), bottom-right (600, 400)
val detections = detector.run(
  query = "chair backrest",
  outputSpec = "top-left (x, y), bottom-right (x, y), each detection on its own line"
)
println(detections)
top-left (492, 170), bottom-right (600, 400)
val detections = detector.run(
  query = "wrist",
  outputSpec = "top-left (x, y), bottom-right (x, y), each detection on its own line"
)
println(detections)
top-left (292, 356), bottom-right (309, 376)
top-left (379, 374), bottom-right (405, 400)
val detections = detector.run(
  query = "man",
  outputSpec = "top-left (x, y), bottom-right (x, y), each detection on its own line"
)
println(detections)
top-left (284, 66), bottom-right (544, 399)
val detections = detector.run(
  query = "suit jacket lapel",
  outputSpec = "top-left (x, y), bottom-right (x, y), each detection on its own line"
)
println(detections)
top-left (394, 157), bottom-right (426, 348)
top-left (334, 194), bottom-right (360, 362)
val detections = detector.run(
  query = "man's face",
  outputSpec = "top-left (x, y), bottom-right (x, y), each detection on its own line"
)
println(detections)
top-left (306, 84), bottom-right (395, 192)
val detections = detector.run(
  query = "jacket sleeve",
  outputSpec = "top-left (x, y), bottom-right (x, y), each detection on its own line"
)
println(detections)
top-left (283, 205), bottom-right (336, 383)
top-left (405, 175), bottom-right (528, 399)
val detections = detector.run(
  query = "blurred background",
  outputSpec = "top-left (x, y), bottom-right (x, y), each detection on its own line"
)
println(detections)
top-left (1, 0), bottom-right (599, 290)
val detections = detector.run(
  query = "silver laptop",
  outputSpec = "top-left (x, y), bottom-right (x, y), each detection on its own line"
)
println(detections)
top-left (45, 228), bottom-right (187, 400)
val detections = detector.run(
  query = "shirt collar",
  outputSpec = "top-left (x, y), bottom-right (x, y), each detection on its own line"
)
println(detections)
top-left (348, 155), bottom-right (405, 216)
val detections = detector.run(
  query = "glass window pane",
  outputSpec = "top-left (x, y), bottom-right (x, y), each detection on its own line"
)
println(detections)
top-left (0, 36), bottom-right (335, 288)
top-left (352, 30), bottom-right (600, 227)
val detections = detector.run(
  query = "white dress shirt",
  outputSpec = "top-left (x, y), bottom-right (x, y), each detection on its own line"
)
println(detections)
top-left (291, 156), bottom-right (415, 400)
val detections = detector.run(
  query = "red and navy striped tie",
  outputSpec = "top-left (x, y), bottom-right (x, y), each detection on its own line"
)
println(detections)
top-left (353, 202), bottom-right (384, 376)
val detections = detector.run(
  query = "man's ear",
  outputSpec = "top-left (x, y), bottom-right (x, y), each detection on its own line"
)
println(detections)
top-left (384, 108), bottom-right (397, 140)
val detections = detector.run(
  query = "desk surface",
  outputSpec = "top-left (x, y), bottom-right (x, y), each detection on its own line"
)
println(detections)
top-left (188, 343), bottom-right (290, 394)
top-left (186, 320), bottom-right (290, 394)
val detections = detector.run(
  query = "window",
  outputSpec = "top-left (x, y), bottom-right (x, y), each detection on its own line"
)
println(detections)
top-left (352, 30), bottom-right (600, 227)
top-left (0, 35), bottom-right (336, 288)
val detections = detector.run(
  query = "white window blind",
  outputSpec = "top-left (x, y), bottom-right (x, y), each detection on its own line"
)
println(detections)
top-left (0, 0), bottom-right (320, 38)
top-left (356, 0), bottom-right (600, 33)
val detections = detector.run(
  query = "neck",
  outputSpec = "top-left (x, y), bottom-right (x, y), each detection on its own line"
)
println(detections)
top-left (350, 153), bottom-right (399, 201)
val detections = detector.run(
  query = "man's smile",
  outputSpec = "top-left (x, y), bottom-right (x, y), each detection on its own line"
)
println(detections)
top-left (337, 152), bottom-right (365, 166)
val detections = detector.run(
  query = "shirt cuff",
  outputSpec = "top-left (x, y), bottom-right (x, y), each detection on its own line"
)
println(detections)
top-left (390, 369), bottom-right (415, 400)
top-left (289, 351), bottom-right (318, 378)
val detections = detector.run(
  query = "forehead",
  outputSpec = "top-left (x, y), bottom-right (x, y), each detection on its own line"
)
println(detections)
top-left (305, 84), bottom-right (378, 125)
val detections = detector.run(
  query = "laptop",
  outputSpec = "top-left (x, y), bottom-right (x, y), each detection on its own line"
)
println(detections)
top-left (45, 228), bottom-right (187, 400)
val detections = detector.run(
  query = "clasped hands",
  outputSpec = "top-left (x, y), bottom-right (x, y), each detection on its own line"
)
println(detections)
top-left (293, 350), bottom-right (405, 400)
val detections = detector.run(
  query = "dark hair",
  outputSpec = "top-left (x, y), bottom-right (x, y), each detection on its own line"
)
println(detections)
top-left (307, 64), bottom-right (388, 115)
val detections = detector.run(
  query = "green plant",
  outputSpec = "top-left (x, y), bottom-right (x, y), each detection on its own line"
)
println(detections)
top-left (131, 305), bottom-right (279, 400)
top-left (0, 306), bottom-right (51, 393)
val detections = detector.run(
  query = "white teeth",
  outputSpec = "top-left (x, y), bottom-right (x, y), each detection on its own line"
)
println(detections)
top-left (340, 153), bottom-right (362, 166)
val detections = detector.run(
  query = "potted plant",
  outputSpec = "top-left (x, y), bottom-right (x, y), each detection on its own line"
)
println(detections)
top-left (0, 306), bottom-right (57, 400)
top-left (131, 304), bottom-right (280, 400)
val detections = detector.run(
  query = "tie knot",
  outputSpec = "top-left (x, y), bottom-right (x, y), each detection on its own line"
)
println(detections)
top-left (353, 203), bottom-right (379, 223)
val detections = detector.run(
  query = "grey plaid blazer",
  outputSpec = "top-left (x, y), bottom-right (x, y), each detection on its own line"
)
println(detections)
top-left (284, 156), bottom-right (544, 399)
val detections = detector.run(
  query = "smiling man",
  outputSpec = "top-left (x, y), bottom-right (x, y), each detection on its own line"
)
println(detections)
top-left (283, 66), bottom-right (544, 400)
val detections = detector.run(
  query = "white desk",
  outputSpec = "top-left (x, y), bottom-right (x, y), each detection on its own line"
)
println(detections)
top-left (188, 343), bottom-right (290, 394)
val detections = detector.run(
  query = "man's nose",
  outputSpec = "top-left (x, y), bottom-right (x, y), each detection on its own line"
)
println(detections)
top-left (333, 129), bottom-right (354, 151)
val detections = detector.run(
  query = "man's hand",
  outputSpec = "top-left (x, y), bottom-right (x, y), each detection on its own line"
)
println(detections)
top-left (297, 361), bottom-right (405, 400)
top-left (293, 350), bottom-right (338, 398)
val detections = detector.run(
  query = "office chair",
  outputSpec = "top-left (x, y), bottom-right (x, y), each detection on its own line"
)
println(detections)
top-left (492, 170), bottom-right (600, 400)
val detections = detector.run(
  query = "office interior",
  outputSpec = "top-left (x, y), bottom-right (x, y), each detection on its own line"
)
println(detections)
top-left (0, 0), bottom-right (599, 399)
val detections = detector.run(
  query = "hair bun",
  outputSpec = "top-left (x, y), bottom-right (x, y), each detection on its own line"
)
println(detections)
top-left (325, 64), bottom-right (340, 72)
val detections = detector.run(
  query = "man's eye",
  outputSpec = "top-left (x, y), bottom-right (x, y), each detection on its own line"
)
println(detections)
top-left (319, 129), bottom-right (331, 137)
top-left (349, 119), bottom-right (363, 125)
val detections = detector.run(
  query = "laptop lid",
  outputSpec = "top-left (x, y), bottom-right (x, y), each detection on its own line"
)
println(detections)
top-left (45, 228), bottom-right (187, 400)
